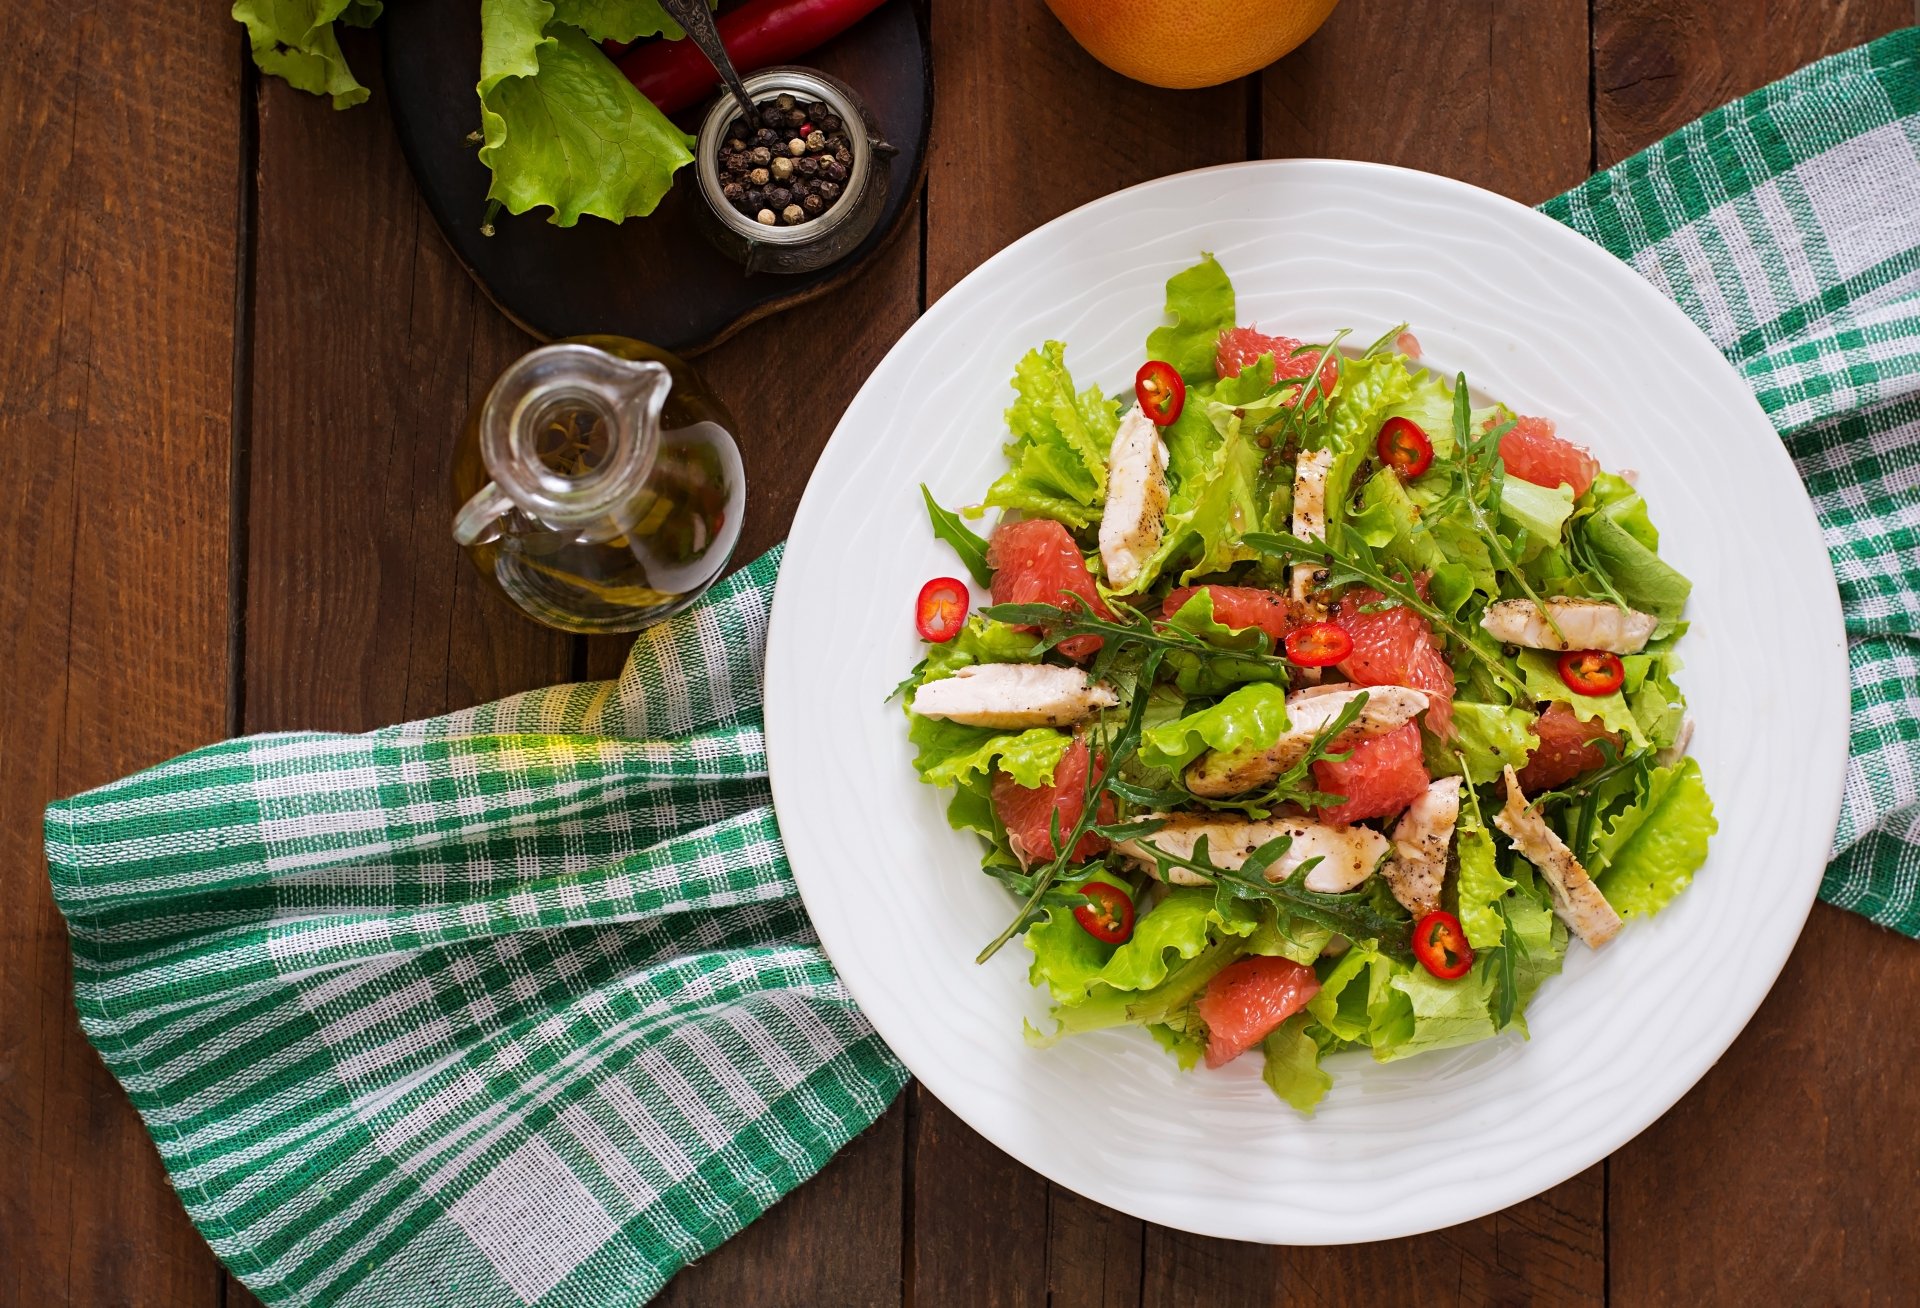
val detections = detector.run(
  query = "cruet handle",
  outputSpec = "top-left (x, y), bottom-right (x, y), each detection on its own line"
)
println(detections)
top-left (452, 482), bottom-right (516, 547)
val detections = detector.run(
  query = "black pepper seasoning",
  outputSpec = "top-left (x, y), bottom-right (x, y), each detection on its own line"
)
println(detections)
top-left (712, 93), bottom-right (861, 226)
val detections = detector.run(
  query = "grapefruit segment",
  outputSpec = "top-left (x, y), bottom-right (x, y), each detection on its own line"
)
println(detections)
top-left (991, 737), bottom-right (1115, 867)
top-left (1516, 701), bottom-right (1620, 793)
top-left (988, 519), bottom-right (1112, 662)
top-left (1215, 326), bottom-right (1339, 400)
top-left (1196, 955), bottom-right (1321, 1068)
top-left (1497, 414), bottom-right (1600, 498)
top-left (1312, 721), bottom-right (1430, 823)
top-left (1163, 584), bottom-right (1299, 644)
top-left (1332, 586), bottom-right (1456, 737)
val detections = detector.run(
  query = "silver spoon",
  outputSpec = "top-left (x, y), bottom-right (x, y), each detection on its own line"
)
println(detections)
top-left (655, 0), bottom-right (760, 127)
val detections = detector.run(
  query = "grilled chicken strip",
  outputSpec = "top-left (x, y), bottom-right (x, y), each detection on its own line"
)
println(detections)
top-left (1493, 766), bottom-right (1623, 948)
top-left (1098, 405), bottom-right (1170, 589)
top-left (1114, 813), bottom-right (1390, 893)
top-left (1185, 685), bottom-right (1429, 798)
top-left (910, 664), bottom-right (1118, 730)
top-left (1290, 447), bottom-right (1332, 607)
top-left (1480, 597), bottom-right (1659, 654)
top-left (1382, 777), bottom-right (1461, 917)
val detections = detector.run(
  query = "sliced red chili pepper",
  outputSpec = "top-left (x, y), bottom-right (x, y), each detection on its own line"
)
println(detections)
top-left (1376, 415), bottom-right (1434, 478)
top-left (1412, 910), bottom-right (1474, 980)
top-left (1134, 360), bottom-right (1186, 426)
top-left (1284, 621), bottom-right (1353, 668)
top-left (1073, 881), bottom-right (1135, 945)
top-left (1558, 649), bottom-right (1625, 696)
top-left (915, 576), bottom-right (969, 643)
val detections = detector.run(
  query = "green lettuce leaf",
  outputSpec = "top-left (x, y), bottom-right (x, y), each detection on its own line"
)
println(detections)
top-left (1027, 886), bottom-right (1258, 1005)
top-left (1623, 646), bottom-right (1688, 752)
top-left (1577, 492), bottom-right (1691, 623)
top-left (1499, 478), bottom-right (1578, 551)
top-left (1426, 702), bottom-right (1539, 787)
top-left (549, 0), bottom-right (686, 41)
top-left (982, 342), bottom-right (1118, 528)
top-left (1504, 885), bottom-right (1566, 1012)
top-left (1147, 255), bottom-right (1236, 381)
top-left (1517, 650), bottom-right (1645, 746)
top-left (1138, 682), bottom-right (1290, 772)
top-left (1160, 590), bottom-right (1287, 696)
top-left (1586, 472), bottom-right (1659, 549)
top-left (1262, 1012), bottom-right (1333, 1113)
top-left (233, 0), bottom-right (382, 108)
top-left (1592, 758), bottom-right (1716, 917)
top-left (1371, 959), bottom-right (1500, 1061)
top-left (907, 713), bottom-right (1071, 789)
top-left (478, 10), bottom-right (695, 225)
top-left (1453, 804), bottom-right (1513, 950)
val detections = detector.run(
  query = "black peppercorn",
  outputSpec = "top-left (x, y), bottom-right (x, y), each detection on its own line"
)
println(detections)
top-left (833, 145), bottom-right (851, 166)
top-left (786, 108), bottom-right (806, 128)
top-left (821, 158), bottom-right (847, 183)
top-left (767, 185), bottom-right (792, 207)
top-left (817, 180), bottom-right (841, 200)
top-left (722, 181), bottom-right (745, 203)
top-left (759, 105), bottom-right (784, 128)
top-left (789, 178), bottom-right (810, 199)
top-left (796, 155), bottom-right (819, 176)
top-left (821, 114), bottom-right (843, 133)
top-left (753, 127), bottom-right (778, 147)
top-left (802, 193), bottom-right (824, 215)
top-left (744, 188), bottom-right (766, 210)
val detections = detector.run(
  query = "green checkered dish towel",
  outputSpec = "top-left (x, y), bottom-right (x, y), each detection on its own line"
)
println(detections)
top-left (43, 29), bottom-right (1920, 1308)
top-left (1545, 28), bottom-right (1920, 934)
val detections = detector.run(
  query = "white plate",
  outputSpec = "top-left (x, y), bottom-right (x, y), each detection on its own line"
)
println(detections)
top-left (764, 160), bottom-right (1847, 1244)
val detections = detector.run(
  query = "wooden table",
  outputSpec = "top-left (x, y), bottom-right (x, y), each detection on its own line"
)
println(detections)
top-left (5, 2), bottom-right (1916, 1303)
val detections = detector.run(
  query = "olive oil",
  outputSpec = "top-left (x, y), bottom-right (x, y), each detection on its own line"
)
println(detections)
top-left (452, 336), bottom-right (745, 634)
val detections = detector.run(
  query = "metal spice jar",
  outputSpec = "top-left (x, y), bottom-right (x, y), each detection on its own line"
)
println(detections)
top-left (694, 67), bottom-right (891, 275)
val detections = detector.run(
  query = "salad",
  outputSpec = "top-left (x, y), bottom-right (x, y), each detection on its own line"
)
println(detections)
top-left (897, 254), bottom-right (1717, 1113)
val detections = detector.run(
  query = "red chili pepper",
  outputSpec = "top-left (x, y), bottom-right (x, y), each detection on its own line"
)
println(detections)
top-left (1284, 621), bottom-right (1353, 668)
top-left (1377, 416), bottom-right (1433, 478)
top-left (1073, 881), bottom-right (1135, 945)
top-left (1134, 360), bottom-right (1185, 426)
top-left (1558, 649), bottom-right (1625, 696)
top-left (1412, 911), bottom-right (1474, 980)
top-left (915, 577), bottom-right (969, 643)
top-left (618, 0), bottom-right (891, 115)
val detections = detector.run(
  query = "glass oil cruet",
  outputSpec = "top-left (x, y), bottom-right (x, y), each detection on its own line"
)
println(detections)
top-left (452, 336), bottom-right (746, 634)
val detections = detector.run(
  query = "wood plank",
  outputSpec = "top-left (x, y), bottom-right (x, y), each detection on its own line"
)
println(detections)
top-left (1593, 0), bottom-right (1912, 170)
top-left (1266, 0), bottom-right (1592, 205)
top-left (1142, 1170), bottom-right (1603, 1307)
top-left (1593, 5), bottom-right (1915, 1301)
top-left (0, 4), bottom-right (242, 1305)
top-left (243, 45), bottom-right (572, 738)
top-left (1119, 3), bottom-right (1612, 1298)
top-left (916, 2), bottom-right (1249, 1301)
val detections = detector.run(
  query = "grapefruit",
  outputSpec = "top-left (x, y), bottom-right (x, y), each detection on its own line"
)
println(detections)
top-left (1195, 955), bottom-right (1321, 1068)
top-left (988, 519), bottom-right (1112, 662)
top-left (1497, 414), bottom-right (1600, 498)
top-left (1333, 587), bottom-right (1456, 737)
top-left (1215, 326), bottom-right (1339, 400)
top-left (1043, 0), bottom-right (1340, 90)
top-left (1516, 701), bottom-right (1620, 793)
top-left (992, 737), bottom-right (1115, 867)
top-left (1163, 584), bottom-right (1298, 644)
top-left (1312, 721), bottom-right (1429, 823)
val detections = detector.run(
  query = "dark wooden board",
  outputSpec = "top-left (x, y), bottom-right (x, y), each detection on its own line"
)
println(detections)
top-left (381, 0), bottom-right (931, 356)
top-left (0, 2), bottom-right (243, 1305)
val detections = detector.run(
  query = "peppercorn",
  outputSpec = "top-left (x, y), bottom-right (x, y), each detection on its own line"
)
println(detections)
top-left (748, 145), bottom-right (772, 167)
top-left (817, 180), bottom-right (841, 200)
top-left (805, 130), bottom-right (827, 152)
top-left (786, 108), bottom-right (806, 128)
top-left (722, 181), bottom-right (745, 204)
top-left (789, 179), bottom-right (810, 200)
top-left (775, 93), bottom-right (796, 111)
top-left (756, 208), bottom-right (776, 225)
top-left (787, 137), bottom-right (806, 156)
top-left (796, 155), bottom-right (819, 176)
top-left (744, 188), bottom-right (767, 210)
top-left (821, 158), bottom-right (847, 183)
top-left (767, 186), bottom-right (792, 207)
top-left (802, 193), bottom-right (824, 215)
top-left (781, 203), bottom-right (805, 225)
top-left (759, 105), bottom-right (784, 128)
top-left (726, 137), bottom-right (746, 153)
top-left (771, 155), bottom-right (793, 180)
top-left (821, 114), bottom-right (842, 133)
top-left (753, 127), bottom-right (778, 147)
top-left (834, 145), bottom-right (851, 166)
top-left (746, 167), bottom-right (768, 186)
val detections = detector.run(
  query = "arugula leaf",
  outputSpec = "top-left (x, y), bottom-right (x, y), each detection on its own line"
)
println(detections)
top-left (1147, 254), bottom-right (1236, 380)
top-left (478, 12), bottom-right (695, 225)
top-left (920, 484), bottom-right (994, 587)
